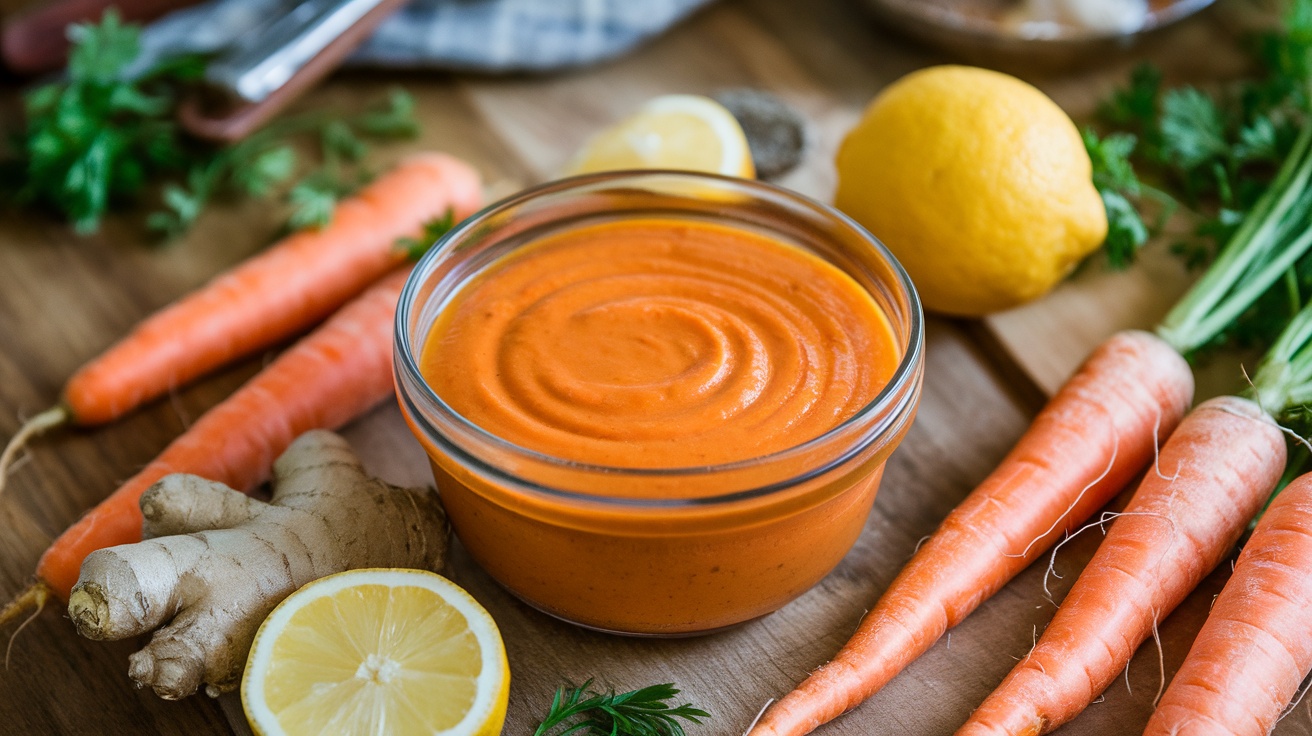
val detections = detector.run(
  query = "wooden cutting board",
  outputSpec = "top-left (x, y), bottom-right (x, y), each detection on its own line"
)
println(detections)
top-left (1, 0), bottom-right (1305, 733)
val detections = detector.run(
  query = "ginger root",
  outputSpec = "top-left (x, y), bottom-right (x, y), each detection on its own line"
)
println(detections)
top-left (68, 430), bottom-right (448, 700)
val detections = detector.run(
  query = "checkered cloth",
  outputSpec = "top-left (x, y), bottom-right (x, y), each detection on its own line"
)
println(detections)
top-left (138, 0), bottom-right (715, 73)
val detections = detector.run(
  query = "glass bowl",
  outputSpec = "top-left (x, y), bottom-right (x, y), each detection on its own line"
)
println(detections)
top-left (395, 171), bottom-right (924, 636)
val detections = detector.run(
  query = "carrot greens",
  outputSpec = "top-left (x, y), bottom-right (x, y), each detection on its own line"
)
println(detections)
top-left (1156, 121), bottom-right (1312, 355)
top-left (1092, 0), bottom-right (1312, 270)
top-left (1250, 299), bottom-right (1312, 413)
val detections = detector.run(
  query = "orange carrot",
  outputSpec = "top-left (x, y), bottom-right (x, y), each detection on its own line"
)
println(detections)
top-left (749, 330), bottom-right (1193, 736)
top-left (15, 267), bottom-right (411, 606)
top-left (956, 396), bottom-right (1286, 736)
top-left (1143, 472), bottom-right (1312, 736)
top-left (0, 153), bottom-right (481, 489)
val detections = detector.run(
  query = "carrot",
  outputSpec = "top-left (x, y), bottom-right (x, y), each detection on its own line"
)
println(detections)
top-left (955, 396), bottom-right (1286, 736)
top-left (1143, 472), bottom-right (1312, 736)
top-left (0, 152), bottom-right (481, 492)
top-left (4, 267), bottom-right (411, 612)
top-left (748, 330), bottom-right (1193, 736)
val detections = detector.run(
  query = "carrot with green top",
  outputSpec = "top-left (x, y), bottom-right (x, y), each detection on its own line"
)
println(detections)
top-left (955, 279), bottom-right (1312, 735)
top-left (958, 278), bottom-right (1312, 734)
top-left (1136, 303), bottom-right (1312, 735)
top-left (750, 120), bottom-right (1312, 736)
top-left (0, 152), bottom-right (482, 494)
top-left (0, 267), bottom-right (416, 624)
top-left (956, 395), bottom-right (1286, 735)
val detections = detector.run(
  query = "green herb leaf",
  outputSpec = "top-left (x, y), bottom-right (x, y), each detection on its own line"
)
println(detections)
top-left (286, 181), bottom-right (340, 231)
top-left (147, 166), bottom-right (212, 238)
top-left (4, 12), bottom-right (421, 238)
top-left (534, 680), bottom-right (708, 736)
top-left (1083, 127), bottom-right (1156, 268)
top-left (1235, 116), bottom-right (1280, 164)
top-left (64, 131), bottom-right (118, 234)
top-left (1085, 129), bottom-right (1140, 195)
top-left (1255, 0), bottom-right (1312, 97)
top-left (7, 10), bottom-right (196, 233)
top-left (356, 89), bottom-right (420, 138)
top-left (1159, 87), bottom-right (1228, 171)
top-left (285, 172), bottom-right (361, 231)
top-left (233, 146), bottom-right (297, 197)
top-left (1099, 63), bottom-right (1161, 132)
top-left (396, 210), bottom-right (456, 259)
top-left (107, 84), bottom-right (171, 117)
top-left (321, 120), bottom-right (368, 164)
top-left (1100, 190), bottom-right (1150, 270)
top-left (65, 9), bottom-right (139, 83)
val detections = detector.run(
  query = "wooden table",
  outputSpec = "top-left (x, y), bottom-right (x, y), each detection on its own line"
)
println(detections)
top-left (2, 0), bottom-right (1304, 733)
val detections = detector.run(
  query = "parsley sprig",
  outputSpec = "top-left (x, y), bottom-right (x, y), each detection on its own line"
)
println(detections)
top-left (534, 680), bottom-right (708, 736)
top-left (2, 12), bottom-right (419, 238)
top-left (4, 12), bottom-right (201, 233)
top-left (1083, 127), bottom-right (1179, 269)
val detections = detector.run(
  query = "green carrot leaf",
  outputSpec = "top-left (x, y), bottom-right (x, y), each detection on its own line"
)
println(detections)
top-left (396, 210), bottom-right (456, 259)
top-left (1099, 63), bottom-right (1162, 132)
top-left (1084, 127), bottom-right (1157, 268)
top-left (65, 9), bottom-right (139, 83)
top-left (355, 89), bottom-right (420, 138)
top-left (1159, 87), bottom-right (1228, 171)
top-left (233, 146), bottom-right (298, 197)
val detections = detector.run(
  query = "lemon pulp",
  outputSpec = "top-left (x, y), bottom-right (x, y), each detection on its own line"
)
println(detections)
top-left (243, 569), bottom-right (509, 736)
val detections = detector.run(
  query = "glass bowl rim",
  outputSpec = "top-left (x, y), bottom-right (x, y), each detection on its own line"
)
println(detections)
top-left (394, 170), bottom-right (925, 502)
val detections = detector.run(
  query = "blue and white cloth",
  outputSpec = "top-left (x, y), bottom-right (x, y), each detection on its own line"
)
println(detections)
top-left (138, 0), bottom-right (715, 73)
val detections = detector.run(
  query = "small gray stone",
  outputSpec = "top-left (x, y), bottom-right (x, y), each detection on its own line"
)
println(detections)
top-left (714, 88), bottom-right (807, 180)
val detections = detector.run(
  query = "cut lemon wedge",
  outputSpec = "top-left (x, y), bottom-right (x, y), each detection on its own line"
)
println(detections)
top-left (242, 569), bottom-right (509, 736)
top-left (565, 94), bottom-right (755, 178)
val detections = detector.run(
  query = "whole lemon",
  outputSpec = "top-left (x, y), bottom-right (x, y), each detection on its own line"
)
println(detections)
top-left (835, 65), bottom-right (1107, 317)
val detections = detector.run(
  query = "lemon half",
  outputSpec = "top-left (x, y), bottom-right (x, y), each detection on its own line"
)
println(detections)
top-left (566, 94), bottom-right (755, 178)
top-left (242, 569), bottom-right (509, 736)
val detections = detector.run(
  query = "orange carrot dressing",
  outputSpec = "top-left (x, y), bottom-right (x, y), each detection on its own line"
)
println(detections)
top-left (422, 217), bottom-right (898, 479)
top-left (411, 217), bottom-right (904, 634)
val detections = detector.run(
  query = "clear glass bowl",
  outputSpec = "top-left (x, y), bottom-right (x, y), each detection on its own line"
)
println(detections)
top-left (395, 171), bottom-right (924, 636)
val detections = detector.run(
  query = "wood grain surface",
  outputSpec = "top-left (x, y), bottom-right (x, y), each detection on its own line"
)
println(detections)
top-left (2, 0), bottom-right (1309, 734)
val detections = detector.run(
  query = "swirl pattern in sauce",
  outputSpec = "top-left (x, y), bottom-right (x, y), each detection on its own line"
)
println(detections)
top-left (423, 218), bottom-right (899, 471)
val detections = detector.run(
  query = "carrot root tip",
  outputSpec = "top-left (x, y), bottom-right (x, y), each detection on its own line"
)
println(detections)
top-left (0, 406), bottom-right (69, 499)
top-left (1, 582), bottom-right (50, 668)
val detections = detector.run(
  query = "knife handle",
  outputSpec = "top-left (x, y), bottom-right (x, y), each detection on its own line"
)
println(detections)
top-left (177, 0), bottom-right (406, 142)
